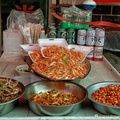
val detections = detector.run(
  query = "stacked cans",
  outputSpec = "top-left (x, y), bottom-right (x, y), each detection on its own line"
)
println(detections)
top-left (77, 28), bottom-right (105, 61)
top-left (57, 28), bottom-right (75, 44)
top-left (57, 28), bottom-right (67, 39)
top-left (48, 26), bottom-right (57, 38)
top-left (48, 26), bottom-right (76, 44)
top-left (86, 28), bottom-right (95, 60)
top-left (94, 28), bottom-right (105, 61)
top-left (67, 29), bottom-right (75, 44)
top-left (86, 28), bottom-right (95, 46)
top-left (77, 29), bottom-right (86, 45)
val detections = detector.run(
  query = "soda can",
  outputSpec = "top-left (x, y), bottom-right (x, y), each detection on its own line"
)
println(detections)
top-left (67, 29), bottom-right (75, 44)
top-left (86, 45), bottom-right (94, 60)
top-left (95, 28), bottom-right (105, 46)
top-left (77, 29), bottom-right (86, 45)
top-left (57, 28), bottom-right (67, 39)
top-left (48, 26), bottom-right (57, 38)
top-left (93, 46), bottom-right (103, 61)
top-left (86, 28), bottom-right (95, 46)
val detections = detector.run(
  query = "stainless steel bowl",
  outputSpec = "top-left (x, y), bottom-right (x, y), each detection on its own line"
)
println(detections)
top-left (26, 57), bottom-right (91, 84)
top-left (23, 80), bottom-right (88, 116)
top-left (0, 77), bottom-right (25, 116)
top-left (86, 81), bottom-right (120, 115)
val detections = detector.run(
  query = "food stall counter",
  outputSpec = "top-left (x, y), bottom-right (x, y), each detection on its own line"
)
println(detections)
top-left (0, 51), bottom-right (120, 120)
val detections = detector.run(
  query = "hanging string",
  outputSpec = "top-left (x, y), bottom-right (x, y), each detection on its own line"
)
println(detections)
top-left (62, 0), bottom-right (65, 5)
top-left (72, 0), bottom-right (76, 7)
top-left (62, 0), bottom-right (73, 6)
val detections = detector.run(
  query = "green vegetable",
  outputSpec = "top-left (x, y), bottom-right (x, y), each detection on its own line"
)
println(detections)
top-left (60, 98), bottom-right (62, 103)
top-left (68, 68), bottom-right (72, 71)
top-left (37, 93), bottom-right (42, 96)
top-left (52, 102), bottom-right (59, 105)
top-left (52, 91), bottom-right (61, 96)
top-left (67, 57), bottom-right (71, 59)
top-left (63, 98), bottom-right (69, 101)
top-left (50, 67), bottom-right (54, 69)
top-left (63, 60), bottom-right (68, 64)
top-left (75, 76), bottom-right (79, 79)
top-left (0, 88), bottom-right (5, 90)
top-left (47, 95), bottom-right (50, 99)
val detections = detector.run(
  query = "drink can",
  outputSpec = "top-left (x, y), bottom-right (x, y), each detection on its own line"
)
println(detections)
top-left (94, 46), bottom-right (103, 61)
top-left (57, 28), bottom-right (67, 39)
top-left (67, 29), bottom-right (75, 44)
top-left (77, 29), bottom-right (86, 45)
top-left (86, 28), bottom-right (95, 46)
top-left (95, 28), bottom-right (105, 46)
top-left (48, 26), bottom-right (57, 38)
top-left (86, 45), bottom-right (94, 60)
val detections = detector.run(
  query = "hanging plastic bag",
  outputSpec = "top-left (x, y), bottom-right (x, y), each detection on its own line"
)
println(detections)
top-left (3, 8), bottom-right (44, 52)
top-left (7, 8), bottom-right (44, 29)
top-left (61, 0), bottom-right (92, 29)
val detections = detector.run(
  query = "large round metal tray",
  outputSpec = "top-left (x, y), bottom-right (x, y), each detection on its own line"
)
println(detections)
top-left (26, 57), bottom-right (91, 83)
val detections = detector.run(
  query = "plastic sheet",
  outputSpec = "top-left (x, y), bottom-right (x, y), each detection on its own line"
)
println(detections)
top-left (104, 31), bottom-right (120, 52)
top-left (7, 9), bottom-right (44, 29)
top-left (61, 5), bottom-right (92, 29)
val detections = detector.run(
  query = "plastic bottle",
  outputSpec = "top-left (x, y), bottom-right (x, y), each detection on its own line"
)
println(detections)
top-left (40, 28), bottom-right (46, 38)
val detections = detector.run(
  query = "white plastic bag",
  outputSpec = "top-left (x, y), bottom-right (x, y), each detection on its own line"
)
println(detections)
top-left (3, 8), bottom-right (44, 51)
top-left (7, 9), bottom-right (44, 29)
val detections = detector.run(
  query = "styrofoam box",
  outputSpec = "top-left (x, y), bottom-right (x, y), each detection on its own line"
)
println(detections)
top-left (27, 39), bottom-right (92, 63)
top-left (20, 44), bottom-right (40, 52)
top-left (38, 38), bottom-right (68, 47)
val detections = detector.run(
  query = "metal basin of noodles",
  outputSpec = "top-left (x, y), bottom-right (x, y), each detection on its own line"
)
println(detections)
top-left (0, 77), bottom-right (25, 116)
top-left (23, 80), bottom-right (88, 116)
top-left (26, 57), bottom-right (91, 84)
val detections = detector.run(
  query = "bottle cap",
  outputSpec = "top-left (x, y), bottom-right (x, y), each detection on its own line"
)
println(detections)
top-left (41, 28), bottom-right (45, 31)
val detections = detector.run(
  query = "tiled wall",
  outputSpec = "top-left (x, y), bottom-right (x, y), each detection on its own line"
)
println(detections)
top-left (92, 4), bottom-right (120, 24)
top-left (50, 1), bottom-right (120, 27)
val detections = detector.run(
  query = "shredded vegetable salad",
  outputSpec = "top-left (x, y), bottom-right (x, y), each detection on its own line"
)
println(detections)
top-left (30, 45), bottom-right (90, 80)
top-left (0, 78), bottom-right (22, 103)
top-left (30, 89), bottom-right (79, 106)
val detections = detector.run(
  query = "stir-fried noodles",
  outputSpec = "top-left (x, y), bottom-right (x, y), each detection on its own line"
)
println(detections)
top-left (30, 45), bottom-right (90, 80)
top-left (30, 89), bottom-right (79, 106)
top-left (0, 78), bottom-right (22, 103)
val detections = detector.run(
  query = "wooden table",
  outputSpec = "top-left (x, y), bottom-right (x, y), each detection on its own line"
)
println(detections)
top-left (0, 51), bottom-right (120, 120)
